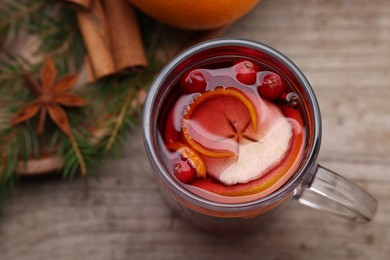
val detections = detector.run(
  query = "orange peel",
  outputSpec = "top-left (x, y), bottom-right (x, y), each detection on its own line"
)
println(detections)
top-left (167, 142), bottom-right (206, 179)
top-left (181, 128), bottom-right (235, 158)
top-left (182, 88), bottom-right (257, 158)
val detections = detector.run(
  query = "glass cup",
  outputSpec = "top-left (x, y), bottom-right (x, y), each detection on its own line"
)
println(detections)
top-left (142, 39), bottom-right (378, 233)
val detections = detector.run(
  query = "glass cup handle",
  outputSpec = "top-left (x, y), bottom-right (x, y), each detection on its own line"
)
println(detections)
top-left (297, 164), bottom-right (378, 222)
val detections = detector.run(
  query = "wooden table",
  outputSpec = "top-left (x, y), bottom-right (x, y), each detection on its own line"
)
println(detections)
top-left (1, 0), bottom-right (389, 259)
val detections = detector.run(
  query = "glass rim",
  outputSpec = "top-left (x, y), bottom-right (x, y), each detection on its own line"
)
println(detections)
top-left (143, 38), bottom-right (322, 212)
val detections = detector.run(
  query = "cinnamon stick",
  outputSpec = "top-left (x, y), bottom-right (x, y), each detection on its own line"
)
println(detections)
top-left (77, 5), bottom-right (115, 79)
top-left (61, 0), bottom-right (93, 10)
top-left (84, 54), bottom-right (97, 82)
top-left (103, 0), bottom-right (148, 71)
top-left (91, 0), bottom-right (110, 49)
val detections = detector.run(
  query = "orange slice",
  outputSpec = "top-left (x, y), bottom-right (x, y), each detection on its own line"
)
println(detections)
top-left (167, 142), bottom-right (206, 178)
top-left (191, 105), bottom-right (305, 196)
top-left (182, 87), bottom-right (258, 158)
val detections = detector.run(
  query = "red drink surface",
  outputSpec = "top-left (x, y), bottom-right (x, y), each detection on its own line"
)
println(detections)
top-left (157, 59), bottom-right (306, 203)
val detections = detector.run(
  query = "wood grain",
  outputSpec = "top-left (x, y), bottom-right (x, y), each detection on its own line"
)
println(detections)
top-left (1, 0), bottom-right (390, 259)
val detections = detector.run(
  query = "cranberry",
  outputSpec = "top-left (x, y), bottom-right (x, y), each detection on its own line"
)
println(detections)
top-left (257, 72), bottom-right (286, 100)
top-left (180, 69), bottom-right (207, 94)
top-left (234, 60), bottom-right (259, 85)
top-left (173, 159), bottom-right (196, 184)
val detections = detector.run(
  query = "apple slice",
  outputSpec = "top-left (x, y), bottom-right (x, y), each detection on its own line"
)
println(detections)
top-left (202, 101), bottom-right (292, 185)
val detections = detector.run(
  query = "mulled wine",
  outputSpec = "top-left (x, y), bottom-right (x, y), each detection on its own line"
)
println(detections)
top-left (157, 59), bottom-right (306, 203)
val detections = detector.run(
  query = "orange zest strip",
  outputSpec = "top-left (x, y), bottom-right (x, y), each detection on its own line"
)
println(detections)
top-left (181, 127), bottom-right (235, 158)
top-left (167, 142), bottom-right (207, 179)
top-left (182, 88), bottom-right (257, 158)
top-left (184, 88), bottom-right (257, 131)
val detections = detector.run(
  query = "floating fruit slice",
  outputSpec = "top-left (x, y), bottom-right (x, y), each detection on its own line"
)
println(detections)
top-left (192, 105), bottom-right (304, 196)
top-left (182, 87), bottom-right (258, 158)
top-left (167, 142), bottom-right (206, 179)
top-left (206, 116), bottom-right (292, 185)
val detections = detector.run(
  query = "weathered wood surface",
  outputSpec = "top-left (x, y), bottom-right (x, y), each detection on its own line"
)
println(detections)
top-left (1, 0), bottom-right (390, 259)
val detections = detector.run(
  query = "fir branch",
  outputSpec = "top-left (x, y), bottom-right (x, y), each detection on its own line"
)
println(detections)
top-left (0, 1), bottom-right (45, 27)
top-left (0, 172), bottom-right (18, 216)
top-left (0, 0), bottom-right (198, 215)
top-left (60, 133), bottom-right (97, 179)
top-left (28, 4), bottom-right (84, 73)
top-left (0, 0), bottom-right (47, 42)
top-left (0, 53), bottom-right (32, 91)
top-left (69, 132), bottom-right (86, 176)
top-left (105, 88), bottom-right (137, 151)
top-left (2, 1), bottom-right (82, 75)
top-left (0, 136), bottom-right (19, 214)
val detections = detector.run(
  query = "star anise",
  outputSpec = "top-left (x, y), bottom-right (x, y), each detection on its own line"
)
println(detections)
top-left (11, 56), bottom-right (87, 136)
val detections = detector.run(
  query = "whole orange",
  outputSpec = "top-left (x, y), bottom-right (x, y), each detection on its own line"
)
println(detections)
top-left (129, 0), bottom-right (261, 30)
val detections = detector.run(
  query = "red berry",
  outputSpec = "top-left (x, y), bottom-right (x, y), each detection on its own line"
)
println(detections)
top-left (173, 159), bottom-right (196, 184)
top-left (234, 60), bottom-right (259, 85)
top-left (180, 69), bottom-right (207, 94)
top-left (257, 72), bottom-right (286, 100)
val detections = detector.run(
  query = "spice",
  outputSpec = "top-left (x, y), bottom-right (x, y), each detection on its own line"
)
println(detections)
top-left (11, 56), bottom-right (86, 136)
top-left (76, 0), bottom-right (147, 81)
